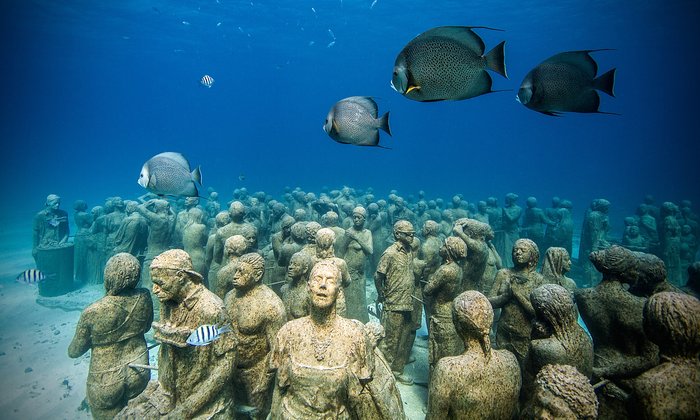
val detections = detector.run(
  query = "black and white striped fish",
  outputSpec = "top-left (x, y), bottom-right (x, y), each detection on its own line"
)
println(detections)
top-left (16, 269), bottom-right (47, 285)
top-left (200, 74), bottom-right (215, 88)
top-left (186, 324), bottom-right (231, 346)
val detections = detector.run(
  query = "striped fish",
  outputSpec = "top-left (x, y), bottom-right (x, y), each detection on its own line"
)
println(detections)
top-left (16, 269), bottom-right (47, 285)
top-left (186, 324), bottom-right (231, 346)
top-left (200, 74), bottom-right (215, 88)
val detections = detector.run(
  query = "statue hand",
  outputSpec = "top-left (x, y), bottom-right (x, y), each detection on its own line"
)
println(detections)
top-left (152, 322), bottom-right (190, 348)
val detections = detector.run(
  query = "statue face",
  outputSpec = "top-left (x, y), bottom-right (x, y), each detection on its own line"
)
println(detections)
top-left (395, 229), bottom-right (414, 247)
top-left (308, 266), bottom-right (340, 309)
top-left (512, 242), bottom-right (534, 266)
top-left (232, 262), bottom-right (258, 290)
top-left (287, 258), bottom-right (306, 279)
top-left (352, 213), bottom-right (365, 228)
top-left (151, 268), bottom-right (185, 302)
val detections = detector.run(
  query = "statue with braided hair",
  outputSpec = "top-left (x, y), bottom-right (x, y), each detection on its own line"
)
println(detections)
top-left (521, 364), bottom-right (598, 420)
top-left (427, 291), bottom-right (520, 420)
top-left (68, 253), bottom-right (153, 420)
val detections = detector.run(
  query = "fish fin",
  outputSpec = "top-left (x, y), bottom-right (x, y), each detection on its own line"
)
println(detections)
top-left (372, 144), bottom-right (392, 150)
top-left (191, 166), bottom-right (203, 185)
top-left (406, 85), bottom-right (420, 94)
top-left (332, 119), bottom-right (340, 135)
top-left (418, 26), bottom-right (486, 55)
top-left (218, 325), bottom-right (232, 334)
top-left (539, 110), bottom-right (563, 117)
top-left (594, 110), bottom-right (621, 116)
top-left (484, 41), bottom-right (507, 79)
top-left (593, 68), bottom-right (616, 97)
top-left (148, 173), bottom-right (157, 189)
top-left (543, 50), bottom-right (613, 79)
top-left (378, 111), bottom-right (391, 136)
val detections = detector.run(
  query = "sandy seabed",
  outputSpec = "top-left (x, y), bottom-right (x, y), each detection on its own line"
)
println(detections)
top-left (0, 239), bottom-right (429, 419)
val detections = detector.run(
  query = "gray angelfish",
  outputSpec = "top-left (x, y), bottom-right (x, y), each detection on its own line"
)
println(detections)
top-left (517, 49), bottom-right (617, 116)
top-left (138, 151), bottom-right (203, 197)
top-left (391, 26), bottom-right (507, 102)
top-left (323, 96), bottom-right (391, 148)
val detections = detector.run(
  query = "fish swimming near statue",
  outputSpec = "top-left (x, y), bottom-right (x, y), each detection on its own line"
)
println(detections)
top-left (391, 26), bottom-right (507, 102)
top-left (16, 269), bottom-right (47, 285)
top-left (186, 324), bottom-right (232, 346)
top-left (516, 49), bottom-right (617, 116)
top-left (323, 96), bottom-right (391, 148)
top-left (200, 74), bottom-right (215, 88)
top-left (138, 152), bottom-right (203, 198)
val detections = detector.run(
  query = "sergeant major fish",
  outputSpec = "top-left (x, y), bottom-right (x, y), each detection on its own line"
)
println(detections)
top-left (200, 74), bottom-right (215, 88)
top-left (138, 152), bottom-right (203, 197)
top-left (187, 324), bottom-right (232, 346)
top-left (391, 26), bottom-right (507, 102)
top-left (16, 269), bottom-right (47, 285)
top-left (323, 96), bottom-right (391, 148)
top-left (516, 49), bottom-right (616, 116)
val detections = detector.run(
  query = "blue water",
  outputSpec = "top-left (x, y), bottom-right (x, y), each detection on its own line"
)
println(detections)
top-left (2, 0), bottom-right (699, 232)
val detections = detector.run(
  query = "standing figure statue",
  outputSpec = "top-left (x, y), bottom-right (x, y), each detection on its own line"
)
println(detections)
top-left (113, 201), bottom-right (148, 261)
top-left (33, 194), bottom-right (69, 255)
top-left (224, 253), bottom-right (287, 419)
top-left (33, 194), bottom-right (73, 295)
top-left (280, 251), bottom-right (313, 320)
top-left (341, 206), bottom-right (374, 322)
top-left (136, 199), bottom-right (175, 289)
top-left (315, 228), bottom-right (352, 317)
top-left (269, 260), bottom-right (372, 419)
top-left (501, 193), bottom-right (522, 268)
top-left (540, 247), bottom-right (577, 293)
top-left (73, 200), bottom-right (93, 285)
top-left (427, 291), bottom-right (520, 420)
top-left (69, 253), bottom-right (153, 420)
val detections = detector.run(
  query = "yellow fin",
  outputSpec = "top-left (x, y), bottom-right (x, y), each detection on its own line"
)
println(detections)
top-left (406, 85), bottom-right (421, 94)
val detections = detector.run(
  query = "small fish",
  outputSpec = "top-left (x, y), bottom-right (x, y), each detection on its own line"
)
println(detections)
top-left (311, 7), bottom-right (317, 14)
top-left (238, 174), bottom-right (245, 181)
top-left (200, 74), bottom-right (215, 88)
top-left (328, 28), bottom-right (336, 39)
top-left (138, 152), bottom-right (203, 197)
top-left (517, 49), bottom-right (617, 116)
top-left (370, 0), bottom-right (377, 9)
top-left (216, 22), bottom-right (222, 27)
top-left (327, 41), bottom-right (336, 48)
top-left (324, 96), bottom-right (391, 148)
top-left (309, 41), bottom-right (315, 46)
top-left (238, 26), bottom-right (244, 33)
top-left (182, 20), bottom-right (190, 26)
top-left (16, 269), bottom-right (47, 285)
top-left (391, 26), bottom-right (507, 102)
top-left (186, 324), bottom-right (232, 346)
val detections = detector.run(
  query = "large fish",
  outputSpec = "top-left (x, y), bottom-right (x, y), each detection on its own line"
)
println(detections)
top-left (517, 50), bottom-right (616, 116)
top-left (138, 152), bottom-right (203, 197)
top-left (323, 96), bottom-right (391, 148)
top-left (391, 26), bottom-right (507, 102)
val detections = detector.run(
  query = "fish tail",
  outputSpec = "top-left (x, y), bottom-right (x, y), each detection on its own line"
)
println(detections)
top-left (218, 324), bottom-right (232, 334)
top-left (378, 111), bottom-right (391, 136)
top-left (484, 41), bottom-right (507, 79)
top-left (593, 68), bottom-right (616, 97)
top-left (191, 166), bottom-right (203, 185)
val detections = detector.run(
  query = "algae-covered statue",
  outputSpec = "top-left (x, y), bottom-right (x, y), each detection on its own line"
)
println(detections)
top-left (33, 193), bottom-right (70, 257)
top-left (354, 322), bottom-right (406, 420)
top-left (540, 247), bottom-right (577, 293)
top-left (315, 227), bottom-right (352, 317)
top-left (269, 260), bottom-right (372, 419)
top-left (341, 206), bottom-right (373, 323)
top-left (489, 238), bottom-right (546, 369)
top-left (627, 292), bottom-right (700, 419)
top-left (423, 236), bottom-right (467, 376)
top-left (117, 249), bottom-right (235, 419)
top-left (427, 291), bottom-right (520, 420)
top-left (280, 251), bottom-right (313, 319)
top-left (215, 234), bottom-right (248, 298)
top-left (68, 253), bottom-right (153, 420)
top-left (520, 364), bottom-right (598, 420)
top-left (452, 218), bottom-right (491, 293)
top-left (223, 253), bottom-right (287, 419)
top-left (136, 199), bottom-right (175, 288)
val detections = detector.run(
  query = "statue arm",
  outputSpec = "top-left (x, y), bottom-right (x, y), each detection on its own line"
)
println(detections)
top-left (488, 272), bottom-right (511, 308)
top-left (374, 271), bottom-right (386, 302)
top-left (426, 364), bottom-right (451, 419)
top-left (68, 312), bottom-right (92, 358)
top-left (423, 267), bottom-right (444, 297)
top-left (341, 262), bottom-right (352, 289)
top-left (171, 350), bottom-right (234, 418)
top-left (487, 242), bottom-right (502, 269)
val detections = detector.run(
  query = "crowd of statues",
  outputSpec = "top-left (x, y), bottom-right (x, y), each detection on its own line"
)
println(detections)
top-left (52, 186), bottom-right (699, 418)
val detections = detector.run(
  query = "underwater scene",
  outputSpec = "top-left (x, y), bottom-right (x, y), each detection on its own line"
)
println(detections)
top-left (1, 0), bottom-right (699, 418)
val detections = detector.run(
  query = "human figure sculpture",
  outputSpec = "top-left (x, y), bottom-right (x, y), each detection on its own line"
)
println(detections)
top-left (87, 206), bottom-right (107, 285)
top-left (540, 247), bottom-right (577, 293)
top-left (685, 262), bottom-right (700, 298)
top-left (271, 214), bottom-right (295, 265)
top-left (118, 249), bottom-right (235, 418)
top-left (427, 291), bottom-right (520, 420)
top-left (501, 193), bottom-right (522, 268)
top-left (622, 224), bottom-right (648, 252)
top-left (525, 284), bottom-right (593, 403)
top-left (269, 260), bottom-right (372, 419)
top-left (627, 292), bottom-right (700, 419)
top-left (418, 220), bottom-right (443, 326)
top-left (69, 253), bottom-right (153, 420)
top-left (520, 364), bottom-right (598, 420)
top-left (183, 207), bottom-right (208, 283)
top-left (486, 196), bottom-right (505, 260)
top-left (423, 236), bottom-right (467, 376)
top-left (552, 199), bottom-right (575, 255)
top-left (341, 207), bottom-right (373, 322)
top-left (452, 218), bottom-right (491, 293)
top-left (321, 210), bottom-right (346, 255)
top-left (521, 196), bottom-right (554, 252)
top-left (579, 199), bottom-right (611, 287)
top-left (33, 193), bottom-right (70, 261)
top-left (206, 211), bottom-right (231, 288)
top-left (113, 201), bottom-right (148, 260)
top-left (136, 199), bottom-right (175, 289)
top-left (353, 321), bottom-right (406, 420)
top-left (575, 245), bottom-right (659, 418)
top-left (626, 249), bottom-right (680, 298)
top-left (212, 201), bottom-right (251, 273)
top-left (280, 251), bottom-right (313, 319)
top-left (73, 200), bottom-right (93, 285)
top-left (224, 253), bottom-right (286, 419)
top-left (215, 234), bottom-right (248, 298)
top-left (489, 238), bottom-right (547, 370)
top-left (315, 228), bottom-right (351, 317)
top-left (660, 201), bottom-right (683, 286)
top-left (277, 221), bottom-right (306, 269)
top-left (104, 197), bottom-right (127, 258)
top-left (375, 220), bottom-right (416, 385)
top-left (299, 221), bottom-right (322, 260)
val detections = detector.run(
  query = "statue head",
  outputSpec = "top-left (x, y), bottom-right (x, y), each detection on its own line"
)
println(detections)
top-left (73, 200), bottom-right (88, 212)
top-left (308, 260), bottom-right (342, 310)
top-left (541, 247), bottom-right (571, 279)
top-left (215, 211), bottom-right (231, 227)
top-left (287, 251), bottom-right (313, 280)
top-left (512, 238), bottom-right (539, 270)
top-left (46, 194), bottom-right (61, 210)
top-left (393, 220), bottom-right (415, 246)
top-left (352, 207), bottom-right (366, 228)
top-left (232, 252), bottom-right (265, 290)
top-left (150, 249), bottom-right (203, 302)
top-left (316, 228), bottom-right (336, 251)
top-left (530, 284), bottom-right (577, 339)
top-left (104, 253), bottom-right (141, 296)
top-left (442, 236), bottom-right (467, 262)
top-left (305, 222), bottom-right (322, 244)
top-left (422, 220), bottom-right (440, 237)
top-left (526, 196), bottom-right (538, 208)
top-left (644, 292), bottom-right (700, 358)
top-left (524, 364), bottom-right (598, 420)
top-left (453, 291), bottom-right (493, 357)
top-left (224, 235), bottom-right (247, 259)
